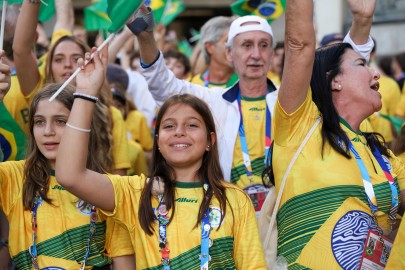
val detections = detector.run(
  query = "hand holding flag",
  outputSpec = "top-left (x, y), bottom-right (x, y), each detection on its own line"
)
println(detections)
top-left (50, 0), bottom-right (144, 101)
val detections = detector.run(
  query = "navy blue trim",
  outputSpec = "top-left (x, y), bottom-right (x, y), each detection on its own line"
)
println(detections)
top-left (140, 52), bottom-right (161, 69)
top-left (222, 78), bottom-right (277, 102)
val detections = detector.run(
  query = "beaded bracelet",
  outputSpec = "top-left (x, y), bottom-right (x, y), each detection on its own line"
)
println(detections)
top-left (73, 92), bottom-right (99, 103)
top-left (66, 123), bottom-right (91, 133)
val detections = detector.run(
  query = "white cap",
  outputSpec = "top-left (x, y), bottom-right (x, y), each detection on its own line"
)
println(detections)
top-left (226, 15), bottom-right (273, 45)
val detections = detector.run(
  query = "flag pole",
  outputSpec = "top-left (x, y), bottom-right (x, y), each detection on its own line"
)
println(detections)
top-left (49, 32), bottom-right (116, 102)
top-left (0, 0), bottom-right (8, 52)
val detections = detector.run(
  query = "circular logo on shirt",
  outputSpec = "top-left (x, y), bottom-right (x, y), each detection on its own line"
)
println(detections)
top-left (42, 267), bottom-right (65, 270)
top-left (77, 200), bottom-right (92, 215)
top-left (209, 207), bottom-right (222, 229)
top-left (331, 210), bottom-right (376, 269)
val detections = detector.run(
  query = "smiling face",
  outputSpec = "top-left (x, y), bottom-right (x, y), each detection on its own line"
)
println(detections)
top-left (226, 30), bottom-right (273, 81)
top-left (51, 40), bottom-right (85, 84)
top-left (33, 99), bottom-right (70, 169)
top-left (157, 103), bottom-right (214, 171)
top-left (333, 49), bottom-right (381, 117)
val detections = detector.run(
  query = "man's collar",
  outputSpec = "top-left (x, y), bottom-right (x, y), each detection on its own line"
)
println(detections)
top-left (222, 78), bottom-right (277, 102)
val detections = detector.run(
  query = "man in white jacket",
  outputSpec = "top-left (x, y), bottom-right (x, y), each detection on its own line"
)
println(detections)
top-left (127, 6), bottom-right (374, 215)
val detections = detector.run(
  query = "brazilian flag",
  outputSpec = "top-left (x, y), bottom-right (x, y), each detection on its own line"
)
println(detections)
top-left (84, 0), bottom-right (111, 31)
top-left (161, 0), bottom-right (185, 26)
top-left (0, 103), bottom-right (27, 161)
top-left (0, 0), bottom-right (55, 22)
top-left (146, 0), bottom-right (167, 24)
top-left (107, 0), bottom-right (144, 32)
top-left (230, 0), bottom-right (286, 23)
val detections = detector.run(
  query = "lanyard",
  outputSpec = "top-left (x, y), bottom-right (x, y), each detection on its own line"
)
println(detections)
top-left (29, 195), bottom-right (97, 270)
top-left (156, 184), bottom-right (212, 269)
top-left (203, 70), bottom-right (210, 88)
top-left (237, 92), bottom-right (271, 181)
top-left (347, 141), bottom-right (398, 226)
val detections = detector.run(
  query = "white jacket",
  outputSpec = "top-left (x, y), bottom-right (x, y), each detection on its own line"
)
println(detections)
top-left (142, 53), bottom-right (278, 181)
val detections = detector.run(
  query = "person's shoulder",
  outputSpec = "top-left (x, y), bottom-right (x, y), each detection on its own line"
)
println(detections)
top-left (0, 160), bottom-right (25, 174)
top-left (106, 173), bottom-right (148, 191)
top-left (222, 181), bottom-right (250, 200)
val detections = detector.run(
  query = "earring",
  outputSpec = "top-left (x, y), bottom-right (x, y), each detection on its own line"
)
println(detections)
top-left (338, 84), bottom-right (342, 89)
top-left (206, 145), bottom-right (210, 151)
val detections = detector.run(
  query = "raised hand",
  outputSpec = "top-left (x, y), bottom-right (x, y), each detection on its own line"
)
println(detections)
top-left (75, 45), bottom-right (108, 97)
top-left (0, 51), bottom-right (11, 103)
top-left (347, 0), bottom-right (377, 19)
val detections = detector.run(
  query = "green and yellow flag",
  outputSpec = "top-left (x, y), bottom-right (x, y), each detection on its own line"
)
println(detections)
top-left (230, 0), bottom-right (286, 23)
top-left (0, 0), bottom-right (55, 22)
top-left (107, 0), bottom-right (144, 32)
top-left (146, 0), bottom-right (167, 24)
top-left (161, 0), bottom-right (185, 26)
top-left (84, 0), bottom-right (111, 31)
top-left (0, 103), bottom-right (27, 161)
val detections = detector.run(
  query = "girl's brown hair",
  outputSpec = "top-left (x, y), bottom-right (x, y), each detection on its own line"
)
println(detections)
top-left (139, 94), bottom-right (231, 234)
top-left (46, 35), bottom-right (114, 173)
top-left (23, 84), bottom-right (113, 209)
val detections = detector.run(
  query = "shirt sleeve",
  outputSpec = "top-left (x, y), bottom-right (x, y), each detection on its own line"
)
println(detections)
top-left (343, 31), bottom-right (374, 63)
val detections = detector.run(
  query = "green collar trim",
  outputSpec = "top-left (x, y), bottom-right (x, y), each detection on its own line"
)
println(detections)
top-left (241, 95), bottom-right (267, 101)
top-left (339, 117), bottom-right (363, 135)
top-left (175, 181), bottom-right (203, 188)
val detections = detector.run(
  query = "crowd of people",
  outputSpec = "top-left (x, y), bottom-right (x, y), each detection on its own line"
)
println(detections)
top-left (0, 0), bottom-right (405, 269)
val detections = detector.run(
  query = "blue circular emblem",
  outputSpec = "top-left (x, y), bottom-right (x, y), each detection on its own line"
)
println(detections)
top-left (331, 211), bottom-right (376, 269)
top-left (42, 267), bottom-right (65, 270)
top-left (0, 134), bottom-right (11, 161)
top-left (258, 2), bottom-right (277, 17)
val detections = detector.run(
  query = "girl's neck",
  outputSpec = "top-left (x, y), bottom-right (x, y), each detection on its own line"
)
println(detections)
top-left (173, 168), bottom-right (201, 183)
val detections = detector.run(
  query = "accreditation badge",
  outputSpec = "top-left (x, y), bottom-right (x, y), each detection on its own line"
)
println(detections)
top-left (244, 184), bottom-right (270, 218)
top-left (359, 229), bottom-right (393, 270)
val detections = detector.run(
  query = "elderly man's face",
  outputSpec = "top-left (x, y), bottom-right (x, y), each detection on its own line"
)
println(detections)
top-left (226, 31), bottom-right (273, 81)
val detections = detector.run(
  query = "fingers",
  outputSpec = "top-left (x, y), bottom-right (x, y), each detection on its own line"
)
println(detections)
top-left (100, 44), bottom-right (109, 68)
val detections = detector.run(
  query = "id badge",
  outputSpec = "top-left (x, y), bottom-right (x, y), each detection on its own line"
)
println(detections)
top-left (359, 229), bottom-right (393, 270)
top-left (243, 184), bottom-right (270, 217)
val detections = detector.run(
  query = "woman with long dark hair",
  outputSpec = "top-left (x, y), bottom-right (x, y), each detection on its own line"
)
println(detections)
top-left (269, 0), bottom-right (405, 268)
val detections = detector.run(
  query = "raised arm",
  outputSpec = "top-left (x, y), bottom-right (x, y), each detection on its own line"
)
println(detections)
top-left (53, 0), bottom-right (74, 33)
top-left (0, 51), bottom-right (11, 103)
top-left (278, 0), bottom-right (316, 114)
top-left (346, 0), bottom-right (376, 45)
top-left (13, 1), bottom-right (41, 96)
top-left (343, 0), bottom-right (376, 62)
top-left (56, 47), bottom-right (115, 212)
top-left (128, 5), bottom-right (160, 65)
top-left (108, 27), bottom-right (134, 64)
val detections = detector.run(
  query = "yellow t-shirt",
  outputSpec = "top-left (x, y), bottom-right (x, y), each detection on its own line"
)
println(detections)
top-left (369, 76), bottom-right (401, 143)
top-left (127, 139), bottom-right (148, 176)
top-left (231, 96), bottom-right (268, 189)
top-left (110, 106), bottom-right (131, 170)
top-left (273, 89), bottom-right (405, 269)
top-left (101, 175), bottom-right (266, 269)
top-left (267, 71), bottom-right (281, 87)
top-left (0, 161), bottom-right (132, 269)
top-left (125, 110), bottom-right (153, 151)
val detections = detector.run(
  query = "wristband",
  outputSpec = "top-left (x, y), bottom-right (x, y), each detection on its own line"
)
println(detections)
top-left (127, 7), bottom-right (156, 36)
top-left (73, 92), bottom-right (99, 103)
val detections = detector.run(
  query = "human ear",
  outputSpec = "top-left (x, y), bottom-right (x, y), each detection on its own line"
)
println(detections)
top-left (331, 77), bottom-right (343, 92)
